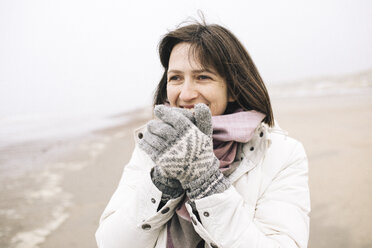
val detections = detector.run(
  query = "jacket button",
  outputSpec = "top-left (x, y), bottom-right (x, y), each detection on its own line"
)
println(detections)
top-left (138, 132), bottom-right (143, 139)
top-left (250, 146), bottom-right (254, 151)
top-left (151, 198), bottom-right (156, 204)
top-left (161, 207), bottom-right (170, 214)
top-left (203, 211), bottom-right (210, 217)
top-left (260, 131), bottom-right (264, 137)
top-left (141, 224), bottom-right (151, 230)
top-left (191, 217), bottom-right (197, 225)
top-left (210, 243), bottom-right (218, 248)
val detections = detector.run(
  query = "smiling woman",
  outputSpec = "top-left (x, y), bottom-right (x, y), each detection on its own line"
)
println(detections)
top-left (96, 20), bottom-right (310, 248)
top-left (155, 23), bottom-right (274, 125)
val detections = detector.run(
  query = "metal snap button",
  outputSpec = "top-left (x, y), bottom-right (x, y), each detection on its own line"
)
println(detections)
top-left (141, 224), bottom-right (151, 230)
top-left (203, 212), bottom-right (210, 217)
top-left (191, 217), bottom-right (197, 225)
top-left (210, 242), bottom-right (218, 248)
top-left (151, 198), bottom-right (156, 204)
top-left (161, 207), bottom-right (170, 214)
top-left (250, 146), bottom-right (254, 151)
top-left (138, 132), bottom-right (143, 139)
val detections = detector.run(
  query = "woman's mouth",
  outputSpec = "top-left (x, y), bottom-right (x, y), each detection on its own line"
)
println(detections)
top-left (180, 105), bottom-right (194, 109)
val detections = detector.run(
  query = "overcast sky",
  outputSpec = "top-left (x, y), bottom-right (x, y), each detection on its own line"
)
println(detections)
top-left (1, 0), bottom-right (371, 117)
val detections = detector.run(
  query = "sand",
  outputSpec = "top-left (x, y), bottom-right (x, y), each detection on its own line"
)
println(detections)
top-left (1, 92), bottom-right (371, 248)
top-left (271, 93), bottom-right (372, 248)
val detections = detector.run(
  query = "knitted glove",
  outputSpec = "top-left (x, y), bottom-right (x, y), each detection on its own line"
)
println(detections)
top-left (150, 166), bottom-right (183, 201)
top-left (141, 107), bottom-right (196, 201)
top-left (139, 103), bottom-right (230, 200)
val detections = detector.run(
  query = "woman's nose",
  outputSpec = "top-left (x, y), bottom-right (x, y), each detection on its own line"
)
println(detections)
top-left (179, 81), bottom-right (198, 102)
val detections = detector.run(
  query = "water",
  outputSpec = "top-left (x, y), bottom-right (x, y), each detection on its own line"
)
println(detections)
top-left (268, 68), bottom-right (372, 98)
top-left (0, 112), bottom-right (130, 148)
top-left (0, 104), bottom-right (152, 248)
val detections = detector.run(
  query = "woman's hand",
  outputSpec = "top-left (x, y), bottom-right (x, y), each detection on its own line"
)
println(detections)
top-left (139, 103), bottom-right (230, 200)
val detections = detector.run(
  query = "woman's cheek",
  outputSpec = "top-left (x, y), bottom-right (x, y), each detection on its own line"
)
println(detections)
top-left (166, 86), bottom-right (178, 106)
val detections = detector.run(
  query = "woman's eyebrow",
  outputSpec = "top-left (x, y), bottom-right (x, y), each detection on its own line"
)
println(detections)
top-left (168, 69), bottom-right (215, 74)
top-left (192, 69), bottom-right (215, 74)
top-left (167, 69), bottom-right (182, 74)
top-left (167, 69), bottom-right (217, 75)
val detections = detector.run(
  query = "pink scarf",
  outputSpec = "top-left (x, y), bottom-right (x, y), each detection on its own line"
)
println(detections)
top-left (175, 109), bottom-right (266, 220)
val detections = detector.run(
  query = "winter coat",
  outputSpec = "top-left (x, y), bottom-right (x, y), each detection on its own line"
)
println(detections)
top-left (96, 122), bottom-right (311, 248)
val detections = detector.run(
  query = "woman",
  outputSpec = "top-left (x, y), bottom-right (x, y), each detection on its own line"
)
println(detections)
top-left (96, 21), bottom-right (310, 248)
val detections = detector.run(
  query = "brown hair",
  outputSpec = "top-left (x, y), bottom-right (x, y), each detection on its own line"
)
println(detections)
top-left (153, 22), bottom-right (274, 126)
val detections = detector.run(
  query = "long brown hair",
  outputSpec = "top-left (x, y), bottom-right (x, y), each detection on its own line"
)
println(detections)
top-left (153, 22), bottom-right (274, 126)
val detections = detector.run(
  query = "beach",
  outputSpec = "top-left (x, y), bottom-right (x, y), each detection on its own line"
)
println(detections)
top-left (1, 92), bottom-right (371, 248)
top-left (271, 93), bottom-right (372, 248)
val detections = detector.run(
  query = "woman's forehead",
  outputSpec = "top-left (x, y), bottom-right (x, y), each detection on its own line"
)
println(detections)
top-left (168, 42), bottom-right (218, 73)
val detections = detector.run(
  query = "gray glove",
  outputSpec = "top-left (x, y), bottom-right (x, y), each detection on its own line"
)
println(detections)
top-left (139, 103), bottom-right (230, 200)
top-left (150, 166), bottom-right (184, 201)
top-left (145, 107), bottom-right (196, 201)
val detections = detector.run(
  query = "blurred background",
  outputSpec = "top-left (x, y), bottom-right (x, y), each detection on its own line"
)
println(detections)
top-left (0, 0), bottom-right (371, 247)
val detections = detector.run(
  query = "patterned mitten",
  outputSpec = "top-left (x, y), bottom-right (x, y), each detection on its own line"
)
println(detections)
top-left (139, 103), bottom-right (230, 200)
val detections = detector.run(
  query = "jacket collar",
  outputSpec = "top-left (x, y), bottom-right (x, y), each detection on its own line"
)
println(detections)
top-left (228, 122), bottom-right (270, 182)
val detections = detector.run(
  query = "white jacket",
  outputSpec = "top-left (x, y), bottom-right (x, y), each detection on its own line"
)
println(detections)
top-left (96, 123), bottom-right (310, 248)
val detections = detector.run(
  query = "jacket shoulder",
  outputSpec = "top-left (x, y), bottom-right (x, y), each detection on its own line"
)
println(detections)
top-left (270, 131), bottom-right (307, 162)
top-left (259, 126), bottom-right (308, 181)
top-left (257, 133), bottom-right (308, 206)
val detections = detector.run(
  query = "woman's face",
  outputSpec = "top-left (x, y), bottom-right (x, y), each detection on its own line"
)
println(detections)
top-left (166, 42), bottom-right (234, 116)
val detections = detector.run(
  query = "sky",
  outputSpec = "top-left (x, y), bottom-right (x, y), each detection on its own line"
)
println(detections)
top-left (0, 0), bottom-right (371, 118)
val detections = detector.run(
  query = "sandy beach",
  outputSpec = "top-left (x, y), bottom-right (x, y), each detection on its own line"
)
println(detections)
top-left (1, 92), bottom-right (371, 248)
top-left (271, 93), bottom-right (372, 248)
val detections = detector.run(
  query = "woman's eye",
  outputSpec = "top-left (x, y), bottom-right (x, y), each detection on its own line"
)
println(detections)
top-left (168, 75), bottom-right (180, 81)
top-left (197, 75), bottom-right (211, 80)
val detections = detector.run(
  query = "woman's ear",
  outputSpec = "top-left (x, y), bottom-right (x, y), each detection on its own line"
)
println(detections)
top-left (228, 95), bottom-right (235, 102)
